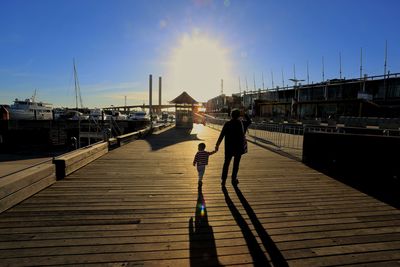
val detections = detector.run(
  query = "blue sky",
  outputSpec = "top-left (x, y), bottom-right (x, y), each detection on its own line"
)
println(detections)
top-left (1, 0), bottom-right (400, 108)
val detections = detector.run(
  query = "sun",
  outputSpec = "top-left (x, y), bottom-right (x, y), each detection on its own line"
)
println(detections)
top-left (166, 32), bottom-right (232, 102)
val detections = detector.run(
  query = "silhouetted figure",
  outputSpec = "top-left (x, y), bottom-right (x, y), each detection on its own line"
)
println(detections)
top-left (215, 109), bottom-right (251, 186)
top-left (193, 142), bottom-right (216, 187)
top-left (189, 187), bottom-right (222, 266)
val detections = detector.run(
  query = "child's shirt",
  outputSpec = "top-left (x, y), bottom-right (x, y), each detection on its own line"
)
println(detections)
top-left (193, 151), bottom-right (213, 166)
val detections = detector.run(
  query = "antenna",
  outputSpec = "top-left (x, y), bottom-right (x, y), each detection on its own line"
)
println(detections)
top-left (384, 40), bottom-right (388, 100)
top-left (281, 68), bottom-right (285, 88)
top-left (322, 56), bottom-right (325, 81)
top-left (262, 72), bottom-right (265, 90)
top-left (271, 70), bottom-right (274, 89)
top-left (293, 64), bottom-right (296, 80)
top-left (339, 52), bottom-right (342, 79)
top-left (289, 64), bottom-right (305, 87)
top-left (221, 79), bottom-right (224, 94)
top-left (238, 76), bottom-right (242, 94)
top-left (245, 76), bottom-right (249, 91)
top-left (124, 95), bottom-right (127, 108)
top-left (307, 61), bottom-right (310, 84)
top-left (253, 73), bottom-right (256, 91)
top-left (360, 47), bottom-right (363, 79)
top-left (384, 40), bottom-right (387, 78)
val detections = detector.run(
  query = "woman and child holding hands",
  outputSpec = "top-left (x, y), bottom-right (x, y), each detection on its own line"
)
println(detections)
top-left (193, 109), bottom-right (252, 187)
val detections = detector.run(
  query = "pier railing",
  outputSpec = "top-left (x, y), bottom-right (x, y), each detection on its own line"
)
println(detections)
top-left (205, 116), bottom-right (338, 160)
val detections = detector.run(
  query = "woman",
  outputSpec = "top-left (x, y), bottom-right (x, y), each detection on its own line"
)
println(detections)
top-left (215, 109), bottom-right (251, 186)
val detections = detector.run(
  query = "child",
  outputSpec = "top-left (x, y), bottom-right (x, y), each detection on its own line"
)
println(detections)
top-left (193, 143), bottom-right (216, 186)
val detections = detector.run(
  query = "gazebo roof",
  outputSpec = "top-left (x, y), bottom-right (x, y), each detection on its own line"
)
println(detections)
top-left (170, 91), bottom-right (198, 104)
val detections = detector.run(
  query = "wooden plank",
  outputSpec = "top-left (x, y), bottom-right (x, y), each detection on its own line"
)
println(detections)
top-left (0, 125), bottom-right (399, 266)
top-left (0, 173), bottom-right (56, 214)
top-left (0, 163), bottom-right (54, 199)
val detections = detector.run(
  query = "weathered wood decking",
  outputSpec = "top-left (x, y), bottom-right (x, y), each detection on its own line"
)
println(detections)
top-left (0, 125), bottom-right (399, 266)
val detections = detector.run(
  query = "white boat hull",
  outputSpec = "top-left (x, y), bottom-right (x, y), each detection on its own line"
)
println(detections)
top-left (8, 109), bottom-right (53, 120)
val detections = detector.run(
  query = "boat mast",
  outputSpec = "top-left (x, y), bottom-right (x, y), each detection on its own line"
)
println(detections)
top-left (32, 89), bottom-right (37, 102)
top-left (262, 72), bottom-right (265, 91)
top-left (73, 58), bottom-right (84, 109)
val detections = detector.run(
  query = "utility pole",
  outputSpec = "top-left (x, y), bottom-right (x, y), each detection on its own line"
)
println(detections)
top-left (307, 61), bottom-right (310, 84)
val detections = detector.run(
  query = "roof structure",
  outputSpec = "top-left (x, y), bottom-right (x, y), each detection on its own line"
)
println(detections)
top-left (169, 91), bottom-right (198, 104)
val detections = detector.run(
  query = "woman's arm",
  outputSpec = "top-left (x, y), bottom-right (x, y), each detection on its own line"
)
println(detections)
top-left (215, 124), bottom-right (226, 151)
top-left (243, 113), bottom-right (252, 130)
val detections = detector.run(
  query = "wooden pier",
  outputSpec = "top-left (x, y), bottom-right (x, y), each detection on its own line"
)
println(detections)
top-left (0, 125), bottom-right (399, 266)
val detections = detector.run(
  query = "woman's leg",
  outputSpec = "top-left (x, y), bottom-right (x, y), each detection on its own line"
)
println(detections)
top-left (221, 154), bottom-right (233, 185)
top-left (232, 154), bottom-right (242, 182)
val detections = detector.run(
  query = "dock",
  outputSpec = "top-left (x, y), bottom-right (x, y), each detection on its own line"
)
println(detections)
top-left (0, 125), bottom-right (399, 266)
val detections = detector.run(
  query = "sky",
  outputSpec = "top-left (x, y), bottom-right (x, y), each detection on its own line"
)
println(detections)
top-left (1, 0), bottom-right (400, 108)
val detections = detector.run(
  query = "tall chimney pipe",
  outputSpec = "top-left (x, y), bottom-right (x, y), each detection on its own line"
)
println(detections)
top-left (159, 76), bottom-right (162, 107)
top-left (149, 74), bottom-right (152, 117)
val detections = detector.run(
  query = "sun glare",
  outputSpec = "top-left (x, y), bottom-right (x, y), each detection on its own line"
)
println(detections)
top-left (167, 33), bottom-right (232, 102)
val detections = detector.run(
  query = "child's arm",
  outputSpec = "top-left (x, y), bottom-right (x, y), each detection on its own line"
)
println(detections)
top-left (208, 150), bottom-right (217, 155)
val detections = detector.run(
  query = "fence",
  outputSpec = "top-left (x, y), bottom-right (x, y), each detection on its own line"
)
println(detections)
top-left (205, 116), bottom-right (338, 160)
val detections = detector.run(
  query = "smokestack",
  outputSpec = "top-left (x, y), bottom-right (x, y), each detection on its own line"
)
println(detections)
top-left (159, 76), bottom-right (162, 106)
top-left (149, 74), bottom-right (152, 116)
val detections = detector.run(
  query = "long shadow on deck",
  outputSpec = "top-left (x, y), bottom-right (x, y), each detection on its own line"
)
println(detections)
top-left (146, 127), bottom-right (203, 151)
top-left (222, 186), bottom-right (271, 266)
top-left (233, 185), bottom-right (289, 267)
top-left (189, 187), bottom-right (222, 266)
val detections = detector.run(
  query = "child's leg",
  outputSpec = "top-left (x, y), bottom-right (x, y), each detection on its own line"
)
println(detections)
top-left (197, 165), bottom-right (205, 182)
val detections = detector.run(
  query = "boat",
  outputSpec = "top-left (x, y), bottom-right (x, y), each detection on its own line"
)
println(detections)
top-left (89, 108), bottom-right (106, 120)
top-left (128, 111), bottom-right (150, 121)
top-left (7, 92), bottom-right (53, 120)
top-left (104, 110), bottom-right (128, 120)
top-left (60, 110), bottom-right (89, 120)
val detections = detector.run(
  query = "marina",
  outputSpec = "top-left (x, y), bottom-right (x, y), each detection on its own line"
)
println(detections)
top-left (1, 1), bottom-right (400, 265)
top-left (0, 125), bottom-right (399, 266)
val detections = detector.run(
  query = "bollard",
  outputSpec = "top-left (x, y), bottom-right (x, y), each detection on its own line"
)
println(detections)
top-left (70, 137), bottom-right (77, 151)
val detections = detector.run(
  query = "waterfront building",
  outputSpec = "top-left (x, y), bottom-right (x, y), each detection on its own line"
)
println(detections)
top-left (207, 73), bottom-right (400, 122)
